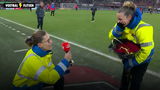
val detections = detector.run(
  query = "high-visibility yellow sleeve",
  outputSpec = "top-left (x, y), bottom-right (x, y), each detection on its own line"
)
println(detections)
top-left (135, 26), bottom-right (154, 63)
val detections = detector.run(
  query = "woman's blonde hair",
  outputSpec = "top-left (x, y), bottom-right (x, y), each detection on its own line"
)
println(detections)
top-left (123, 1), bottom-right (136, 9)
top-left (118, 1), bottom-right (136, 16)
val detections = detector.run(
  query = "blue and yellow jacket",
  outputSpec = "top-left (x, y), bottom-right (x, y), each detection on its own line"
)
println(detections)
top-left (109, 8), bottom-right (154, 66)
top-left (13, 45), bottom-right (70, 87)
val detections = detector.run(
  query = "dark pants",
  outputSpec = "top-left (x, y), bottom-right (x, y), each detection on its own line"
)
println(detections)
top-left (43, 77), bottom-right (64, 90)
top-left (75, 8), bottom-right (78, 11)
top-left (30, 8), bottom-right (32, 12)
top-left (53, 77), bottom-right (64, 90)
top-left (37, 17), bottom-right (43, 30)
top-left (91, 12), bottom-right (95, 21)
top-left (13, 77), bottom-right (64, 90)
top-left (119, 63), bottom-right (149, 90)
top-left (51, 10), bottom-right (55, 16)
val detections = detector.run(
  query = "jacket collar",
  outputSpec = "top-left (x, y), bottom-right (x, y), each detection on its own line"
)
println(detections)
top-left (32, 45), bottom-right (51, 57)
top-left (126, 8), bottom-right (142, 29)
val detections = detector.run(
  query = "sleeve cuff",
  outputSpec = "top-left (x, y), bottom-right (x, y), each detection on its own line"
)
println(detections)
top-left (54, 59), bottom-right (70, 76)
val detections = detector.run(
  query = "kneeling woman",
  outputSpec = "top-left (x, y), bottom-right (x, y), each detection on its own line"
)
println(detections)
top-left (12, 30), bottom-right (72, 90)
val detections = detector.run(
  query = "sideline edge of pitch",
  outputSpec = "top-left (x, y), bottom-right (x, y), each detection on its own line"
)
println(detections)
top-left (0, 16), bottom-right (160, 79)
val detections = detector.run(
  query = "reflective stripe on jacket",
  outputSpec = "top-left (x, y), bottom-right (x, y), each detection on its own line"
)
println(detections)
top-left (13, 49), bottom-right (60, 87)
top-left (109, 21), bottom-right (154, 64)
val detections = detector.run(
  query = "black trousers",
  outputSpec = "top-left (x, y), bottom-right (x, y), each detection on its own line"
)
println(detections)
top-left (53, 77), bottom-right (64, 90)
top-left (37, 17), bottom-right (43, 30)
top-left (91, 12), bottom-right (95, 21)
top-left (30, 8), bottom-right (32, 12)
top-left (51, 10), bottom-right (55, 16)
top-left (119, 63), bottom-right (149, 90)
top-left (75, 8), bottom-right (78, 11)
top-left (42, 77), bottom-right (64, 90)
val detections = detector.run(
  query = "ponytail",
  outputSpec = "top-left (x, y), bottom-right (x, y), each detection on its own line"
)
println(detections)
top-left (25, 30), bottom-right (46, 47)
top-left (25, 36), bottom-right (34, 47)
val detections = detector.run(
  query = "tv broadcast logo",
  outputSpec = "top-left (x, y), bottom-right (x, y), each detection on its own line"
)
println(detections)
top-left (4, 3), bottom-right (35, 8)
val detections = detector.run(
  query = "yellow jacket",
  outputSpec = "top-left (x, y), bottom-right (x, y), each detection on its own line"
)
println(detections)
top-left (13, 47), bottom-right (69, 87)
top-left (109, 21), bottom-right (154, 64)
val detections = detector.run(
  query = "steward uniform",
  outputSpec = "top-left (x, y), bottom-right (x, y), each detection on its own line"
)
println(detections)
top-left (13, 45), bottom-right (70, 90)
top-left (108, 8), bottom-right (154, 90)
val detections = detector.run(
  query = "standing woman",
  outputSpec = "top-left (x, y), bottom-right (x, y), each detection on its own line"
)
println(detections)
top-left (36, 1), bottom-right (45, 30)
top-left (108, 1), bottom-right (154, 90)
top-left (12, 30), bottom-right (72, 90)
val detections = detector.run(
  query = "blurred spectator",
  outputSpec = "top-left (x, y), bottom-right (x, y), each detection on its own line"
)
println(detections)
top-left (50, 3), bottom-right (56, 16)
top-left (91, 5), bottom-right (97, 22)
top-left (74, 3), bottom-right (78, 11)
top-left (36, 1), bottom-right (45, 30)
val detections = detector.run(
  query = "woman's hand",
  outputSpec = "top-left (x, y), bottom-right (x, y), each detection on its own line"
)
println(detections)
top-left (64, 51), bottom-right (72, 62)
top-left (117, 23), bottom-right (125, 29)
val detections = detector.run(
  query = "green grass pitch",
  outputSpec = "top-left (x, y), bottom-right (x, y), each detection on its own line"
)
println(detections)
top-left (0, 9), bottom-right (160, 90)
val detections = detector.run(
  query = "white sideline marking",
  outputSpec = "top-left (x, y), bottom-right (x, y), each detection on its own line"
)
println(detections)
top-left (21, 33), bottom-right (26, 36)
top-left (0, 16), bottom-right (160, 79)
top-left (14, 49), bottom-right (28, 53)
top-left (12, 28), bottom-right (15, 30)
top-left (16, 30), bottom-right (20, 33)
